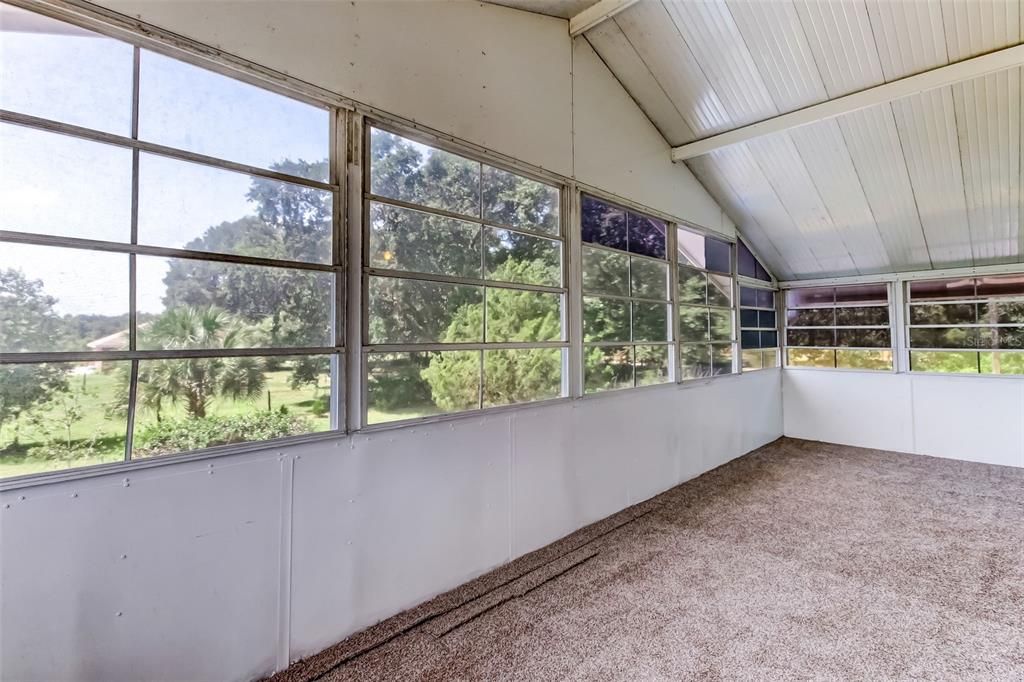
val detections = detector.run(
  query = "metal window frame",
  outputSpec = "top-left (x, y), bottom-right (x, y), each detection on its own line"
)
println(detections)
top-left (359, 119), bottom-right (571, 428)
top-left (0, 3), bottom-right (347, 485)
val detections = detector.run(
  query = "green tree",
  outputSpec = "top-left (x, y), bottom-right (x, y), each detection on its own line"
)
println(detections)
top-left (134, 306), bottom-right (267, 419)
top-left (0, 269), bottom-right (69, 445)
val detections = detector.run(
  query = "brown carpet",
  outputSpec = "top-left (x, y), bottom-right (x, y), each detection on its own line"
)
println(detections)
top-left (272, 437), bottom-right (1024, 681)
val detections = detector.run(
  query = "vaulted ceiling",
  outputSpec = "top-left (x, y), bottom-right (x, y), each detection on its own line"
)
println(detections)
top-left (493, 0), bottom-right (1023, 281)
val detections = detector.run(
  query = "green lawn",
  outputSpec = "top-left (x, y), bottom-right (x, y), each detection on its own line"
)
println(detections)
top-left (0, 366), bottom-right (331, 479)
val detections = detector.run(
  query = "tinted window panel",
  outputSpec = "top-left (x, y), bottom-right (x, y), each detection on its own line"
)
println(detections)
top-left (787, 308), bottom-right (834, 327)
top-left (584, 345), bottom-right (633, 393)
top-left (582, 247), bottom-right (629, 297)
top-left (976, 275), bottom-right (1024, 298)
top-left (740, 309), bottom-right (760, 328)
top-left (370, 128), bottom-right (479, 216)
top-left (762, 331), bottom-right (778, 348)
top-left (978, 301), bottom-right (1024, 324)
top-left (755, 261), bottom-right (771, 282)
top-left (908, 327), bottom-right (982, 349)
top-left (626, 213), bottom-right (666, 259)
top-left (909, 278), bottom-right (975, 301)
top-left (756, 289), bottom-right (775, 309)
top-left (705, 237), bottom-right (731, 274)
top-left (581, 195), bottom-right (626, 251)
top-left (996, 327), bottom-right (1024, 350)
top-left (369, 202), bottom-right (480, 278)
top-left (758, 310), bottom-right (777, 328)
top-left (481, 165), bottom-right (558, 235)
top-left (140, 51), bottom-right (328, 181)
top-left (836, 328), bottom-right (890, 348)
top-left (835, 306), bottom-right (889, 326)
top-left (787, 328), bottom-right (835, 347)
top-left (740, 286), bottom-right (758, 307)
top-left (484, 228), bottom-right (560, 287)
top-left (0, 5), bottom-right (133, 135)
top-left (368, 277), bottom-right (481, 344)
top-left (834, 283), bottom-right (887, 305)
top-left (737, 241), bottom-right (756, 278)
top-left (1, 124), bottom-right (132, 243)
top-left (741, 330), bottom-right (761, 349)
top-left (789, 287), bottom-right (834, 307)
top-left (909, 303), bottom-right (977, 325)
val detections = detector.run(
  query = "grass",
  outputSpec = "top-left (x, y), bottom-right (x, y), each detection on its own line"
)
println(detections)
top-left (0, 366), bottom-right (331, 479)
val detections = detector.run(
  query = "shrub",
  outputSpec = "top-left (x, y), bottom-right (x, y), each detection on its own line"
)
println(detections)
top-left (134, 411), bottom-right (312, 457)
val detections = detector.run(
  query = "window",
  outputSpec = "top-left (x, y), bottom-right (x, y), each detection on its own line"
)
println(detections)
top-left (0, 5), bottom-right (340, 479)
top-left (785, 284), bottom-right (892, 370)
top-left (580, 195), bottom-right (671, 392)
top-left (907, 274), bottom-right (1024, 375)
top-left (737, 239), bottom-right (771, 282)
top-left (365, 126), bottom-right (565, 422)
top-left (740, 286), bottom-right (779, 370)
top-left (677, 228), bottom-right (736, 379)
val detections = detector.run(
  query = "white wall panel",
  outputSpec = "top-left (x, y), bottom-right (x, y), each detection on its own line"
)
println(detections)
top-left (2, 374), bottom-right (783, 682)
top-left (572, 37), bottom-right (729, 233)
top-left (784, 371), bottom-right (1024, 469)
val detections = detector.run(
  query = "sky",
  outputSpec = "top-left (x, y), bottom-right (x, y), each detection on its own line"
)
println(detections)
top-left (0, 4), bottom-right (329, 316)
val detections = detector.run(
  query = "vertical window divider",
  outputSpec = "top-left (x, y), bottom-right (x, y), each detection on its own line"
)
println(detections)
top-left (668, 222), bottom-right (681, 383)
top-left (124, 45), bottom-right (142, 462)
top-left (346, 111), bottom-right (364, 432)
top-left (478, 162), bottom-right (486, 410)
top-left (891, 281), bottom-right (906, 374)
top-left (330, 106), bottom-right (346, 432)
top-left (566, 185), bottom-right (583, 398)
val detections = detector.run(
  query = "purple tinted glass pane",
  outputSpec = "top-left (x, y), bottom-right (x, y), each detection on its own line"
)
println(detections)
top-left (787, 328), bottom-right (835, 347)
top-left (756, 289), bottom-right (774, 309)
top-left (741, 330), bottom-right (760, 349)
top-left (705, 237), bottom-right (731, 274)
top-left (762, 330), bottom-right (778, 348)
top-left (909, 278), bottom-right (975, 301)
top-left (740, 309), bottom-right (759, 328)
top-left (626, 212), bottom-right (666, 259)
top-left (737, 241), bottom-right (756, 277)
top-left (835, 283), bottom-right (887, 304)
top-left (976, 274), bottom-right (1024, 298)
top-left (580, 195), bottom-right (626, 251)
top-left (755, 260), bottom-right (771, 281)
top-left (759, 310), bottom-right (776, 328)
top-left (789, 287), bottom-right (834, 307)
top-left (740, 286), bottom-right (757, 307)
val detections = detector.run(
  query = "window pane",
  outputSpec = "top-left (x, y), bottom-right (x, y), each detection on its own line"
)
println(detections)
top-left (581, 195), bottom-right (626, 251)
top-left (679, 306), bottom-right (710, 343)
top-left (705, 237), bottom-right (731, 274)
top-left (787, 329), bottom-right (835, 347)
top-left (738, 241), bottom-right (756, 278)
top-left (836, 328), bottom-right (890, 348)
top-left (996, 327), bottom-right (1024, 350)
top-left (908, 327), bottom-right (983, 350)
top-left (369, 202), bottom-right (480, 278)
top-left (367, 351), bottom-right (479, 424)
top-left (1, 124), bottom-right (132, 242)
top-left (584, 345), bottom-right (633, 393)
top-left (711, 344), bottom-right (734, 375)
top-left (762, 331), bottom-right (778, 348)
top-left (582, 247), bottom-right (629, 297)
top-left (787, 308), bottom-right (834, 327)
top-left (758, 310), bottom-right (776, 328)
top-left (910, 351), bottom-right (978, 373)
top-left (980, 352), bottom-right (1024, 375)
top-left (741, 330), bottom-right (761, 349)
top-left (756, 289), bottom-right (775, 309)
top-left (0, 5), bottom-right (133, 134)
top-left (483, 348), bottom-right (562, 406)
top-left (485, 289), bottom-right (561, 343)
top-left (789, 287), bottom-right (834, 307)
top-left (977, 274), bottom-right (1024, 298)
top-left (635, 345), bottom-right (670, 386)
top-left (909, 278), bottom-right (975, 301)
top-left (742, 349), bottom-right (763, 370)
top-left (836, 349), bottom-right (892, 371)
top-left (740, 286), bottom-right (758, 307)
top-left (788, 348), bottom-right (835, 368)
top-left (626, 212), bottom-right (666, 259)
top-left (630, 257), bottom-right (668, 300)
top-left (834, 283), bottom-right (887, 305)
top-left (677, 228), bottom-right (705, 268)
top-left (680, 344), bottom-right (711, 379)
top-left (835, 306), bottom-right (889, 326)
top-left (0, 360), bottom-right (129, 478)
top-left (137, 256), bottom-right (333, 349)
top-left (708, 274), bottom-right (733, 308)
top-left (678, 266), bottom-right (707, 305)
top-left (369, 128), bottom-right (479, 216)
top-left (763, 349), bottom-right (780, 367)
top-left (484, 228), bottom-right (560, 287)
top-left (709, 309), bottom-right (733, 342)
top-left (139, 51), bottom-right (328, 180)
top-left (978, 301), bottom-right (1024, 324)
top-left (139, 153), bottom-right (332, 263)
top-left (481, 165), bottom-right (559, 235)
top-left (740, 309), bottom-right (759, 328)
top-left (368, 276), bottom-right (481, 345)
top-left (909, 303), bottom-right (977, 325)
top-left (632, 302), bottom-right (669, 342)
top-left (132, 354), bottom-right (333, 458)
top-left (755, 261), bottom-right (771, 282)
top-left (1, 243), bottom-right (129, 353)
top-left (583, 297), bottom-right (630, 343)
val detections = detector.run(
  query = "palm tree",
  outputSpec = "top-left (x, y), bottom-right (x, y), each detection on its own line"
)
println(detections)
top-left (137, 307), bottom-right (267, 419)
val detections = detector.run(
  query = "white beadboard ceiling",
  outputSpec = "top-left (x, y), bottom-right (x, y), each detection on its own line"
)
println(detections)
top-left (496, 0), bottom-right (1023, 281)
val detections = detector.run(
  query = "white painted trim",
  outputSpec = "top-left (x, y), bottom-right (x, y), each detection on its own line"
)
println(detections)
top-left (670, 43), bottom-right (1024, 161)
top-left (568, 0), bottom-right (638, 37)
top-left (778, 260), bottom-right (1024, 289)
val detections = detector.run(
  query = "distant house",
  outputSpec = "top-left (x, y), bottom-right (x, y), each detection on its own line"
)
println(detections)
top-left (85, 329), bottom-right (129, 371)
